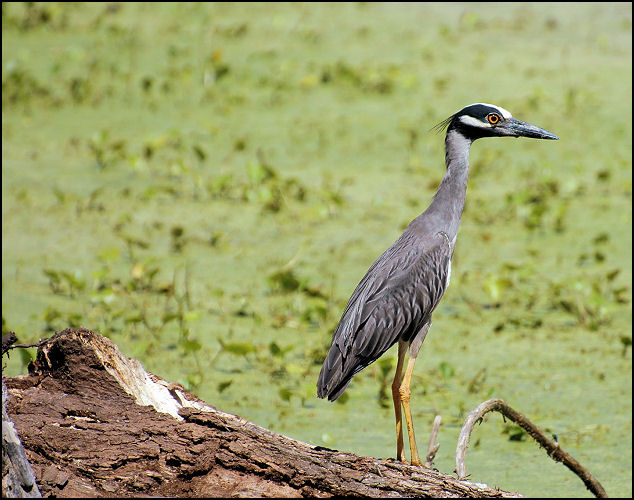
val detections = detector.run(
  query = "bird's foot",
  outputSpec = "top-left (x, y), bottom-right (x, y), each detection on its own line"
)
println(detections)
top-left (395, 455), bottom-right (424, 467)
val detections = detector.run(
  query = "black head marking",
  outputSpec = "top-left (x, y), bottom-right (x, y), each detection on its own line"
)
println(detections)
top-left (432, 103), bottom-right (512, 140)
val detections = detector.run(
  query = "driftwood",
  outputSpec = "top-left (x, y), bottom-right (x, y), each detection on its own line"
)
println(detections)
top-left (2, 328), bottom-right (521, 498)
top-left (424, 415), bottom-right (442, 468)
top-left (3, 379), bottom-right (41, 498)
top-left (455, 399), bottom-right (607, 498)
top-left (2, 332), bottom-right (41, 497)
top-left (2, 332), bottom-right (19, 355)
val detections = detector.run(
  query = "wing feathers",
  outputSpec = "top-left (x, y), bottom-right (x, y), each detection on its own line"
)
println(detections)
top-left (317, 231), bottom-right (452, 400)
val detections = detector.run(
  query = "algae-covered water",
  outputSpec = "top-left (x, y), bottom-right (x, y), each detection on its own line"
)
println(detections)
top-left (2, 3), bottom-right (631, 497)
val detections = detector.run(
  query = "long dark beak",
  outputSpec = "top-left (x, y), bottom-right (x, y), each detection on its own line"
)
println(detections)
top-left (500, 118), bottom-right (559, 140)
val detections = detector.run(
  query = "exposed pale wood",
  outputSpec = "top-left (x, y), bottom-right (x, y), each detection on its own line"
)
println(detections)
top-left (455, 398), bottom-right (607, 498)
top-left (2, 380), bottom-right (42, 498)
top-left (3, 328), bottom-right (521, 498)
top-left (424, 415), bottom-right (442, 468)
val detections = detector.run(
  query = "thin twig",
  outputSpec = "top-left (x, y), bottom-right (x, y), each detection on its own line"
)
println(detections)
top-left (2, 332), bottom-right (18, 355)
top-left (455, 398), bottom-right (607, 498)
top-left (3, 334), bottom-right (47, 355)
top-left (424, 414), bottom-right (442, 468)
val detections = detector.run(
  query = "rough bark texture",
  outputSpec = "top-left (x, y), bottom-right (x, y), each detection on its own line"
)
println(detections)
top-left (2, 380), bottom-right (41, 498)
top-left (3, 328), bottom-right (521, 498)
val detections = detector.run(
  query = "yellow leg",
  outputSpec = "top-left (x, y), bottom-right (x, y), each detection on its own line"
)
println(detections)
top-left (391, 340), bottom-right (408, 462)
top-left (399, 355), bottom-right (421, 466)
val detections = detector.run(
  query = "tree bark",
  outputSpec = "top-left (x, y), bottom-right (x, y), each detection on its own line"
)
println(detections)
top-left (2, 379), bottom-right (41, 498)
top-left (3, 328), bottom-right (520, 498)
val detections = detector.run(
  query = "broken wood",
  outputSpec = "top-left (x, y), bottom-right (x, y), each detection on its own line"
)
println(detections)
top-left (2, 379), bottom-right (41, 498)
top-left (3, 328), bottom-right (520, 498)
top-left (424, 415), bottom-right (442, 468)
top-left (455, 398), bottom-right (607, 498)
top-left (2, 331), bottom-right (18, 355)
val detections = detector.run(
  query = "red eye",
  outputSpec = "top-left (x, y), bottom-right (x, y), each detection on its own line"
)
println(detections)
top-left (487, 113), bottom-right (500, 124)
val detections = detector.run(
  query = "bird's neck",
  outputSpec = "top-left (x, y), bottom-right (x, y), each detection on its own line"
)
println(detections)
top-left (427, 130), bottom-right (472, 241)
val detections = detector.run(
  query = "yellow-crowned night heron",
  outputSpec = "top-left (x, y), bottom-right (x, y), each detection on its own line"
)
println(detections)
top-left (317, 103), bottom-right (558, 466)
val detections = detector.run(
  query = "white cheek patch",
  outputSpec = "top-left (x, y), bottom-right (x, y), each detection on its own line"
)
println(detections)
top-left (459, 115), bottom-right (491, 128)
top-left (477, 102), bottom-right (513, 119)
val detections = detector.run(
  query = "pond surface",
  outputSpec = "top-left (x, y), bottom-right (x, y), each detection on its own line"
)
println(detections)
top-left (2, 3), bottom-right (631, 497)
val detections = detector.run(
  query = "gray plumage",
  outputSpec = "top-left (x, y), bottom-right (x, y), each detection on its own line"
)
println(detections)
top-left (318, 229), bottom-right (451, 400)
top-left (317, 103), bottom-right (558, 407)
top-left (316, 130), bottom-right (467, 401)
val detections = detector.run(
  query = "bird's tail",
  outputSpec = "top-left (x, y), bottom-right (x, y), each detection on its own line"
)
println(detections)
top-left (316, 344), bottom-right (358, 401)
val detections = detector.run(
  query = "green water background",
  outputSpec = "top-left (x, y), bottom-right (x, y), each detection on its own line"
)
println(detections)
top-left (2, 3), bottom-right (631, 497)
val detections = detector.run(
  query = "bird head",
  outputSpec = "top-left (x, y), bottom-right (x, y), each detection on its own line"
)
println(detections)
top-left (435, 103), bottom-right (559, 141)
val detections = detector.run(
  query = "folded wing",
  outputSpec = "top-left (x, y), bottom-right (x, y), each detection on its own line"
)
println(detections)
top-left (317, 231), bottom-right (452, 401)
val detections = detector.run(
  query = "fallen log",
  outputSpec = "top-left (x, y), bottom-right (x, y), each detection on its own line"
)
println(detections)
top-left (456, 399), bottom-right (607, 498)
top-left (2, 379), bottom-right (41, 498)
top-left (3, 328), bottom-right (520, 497)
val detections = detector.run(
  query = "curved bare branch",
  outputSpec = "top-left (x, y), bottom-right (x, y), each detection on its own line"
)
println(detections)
top-left (455, 398), bottom-right (607, 498)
